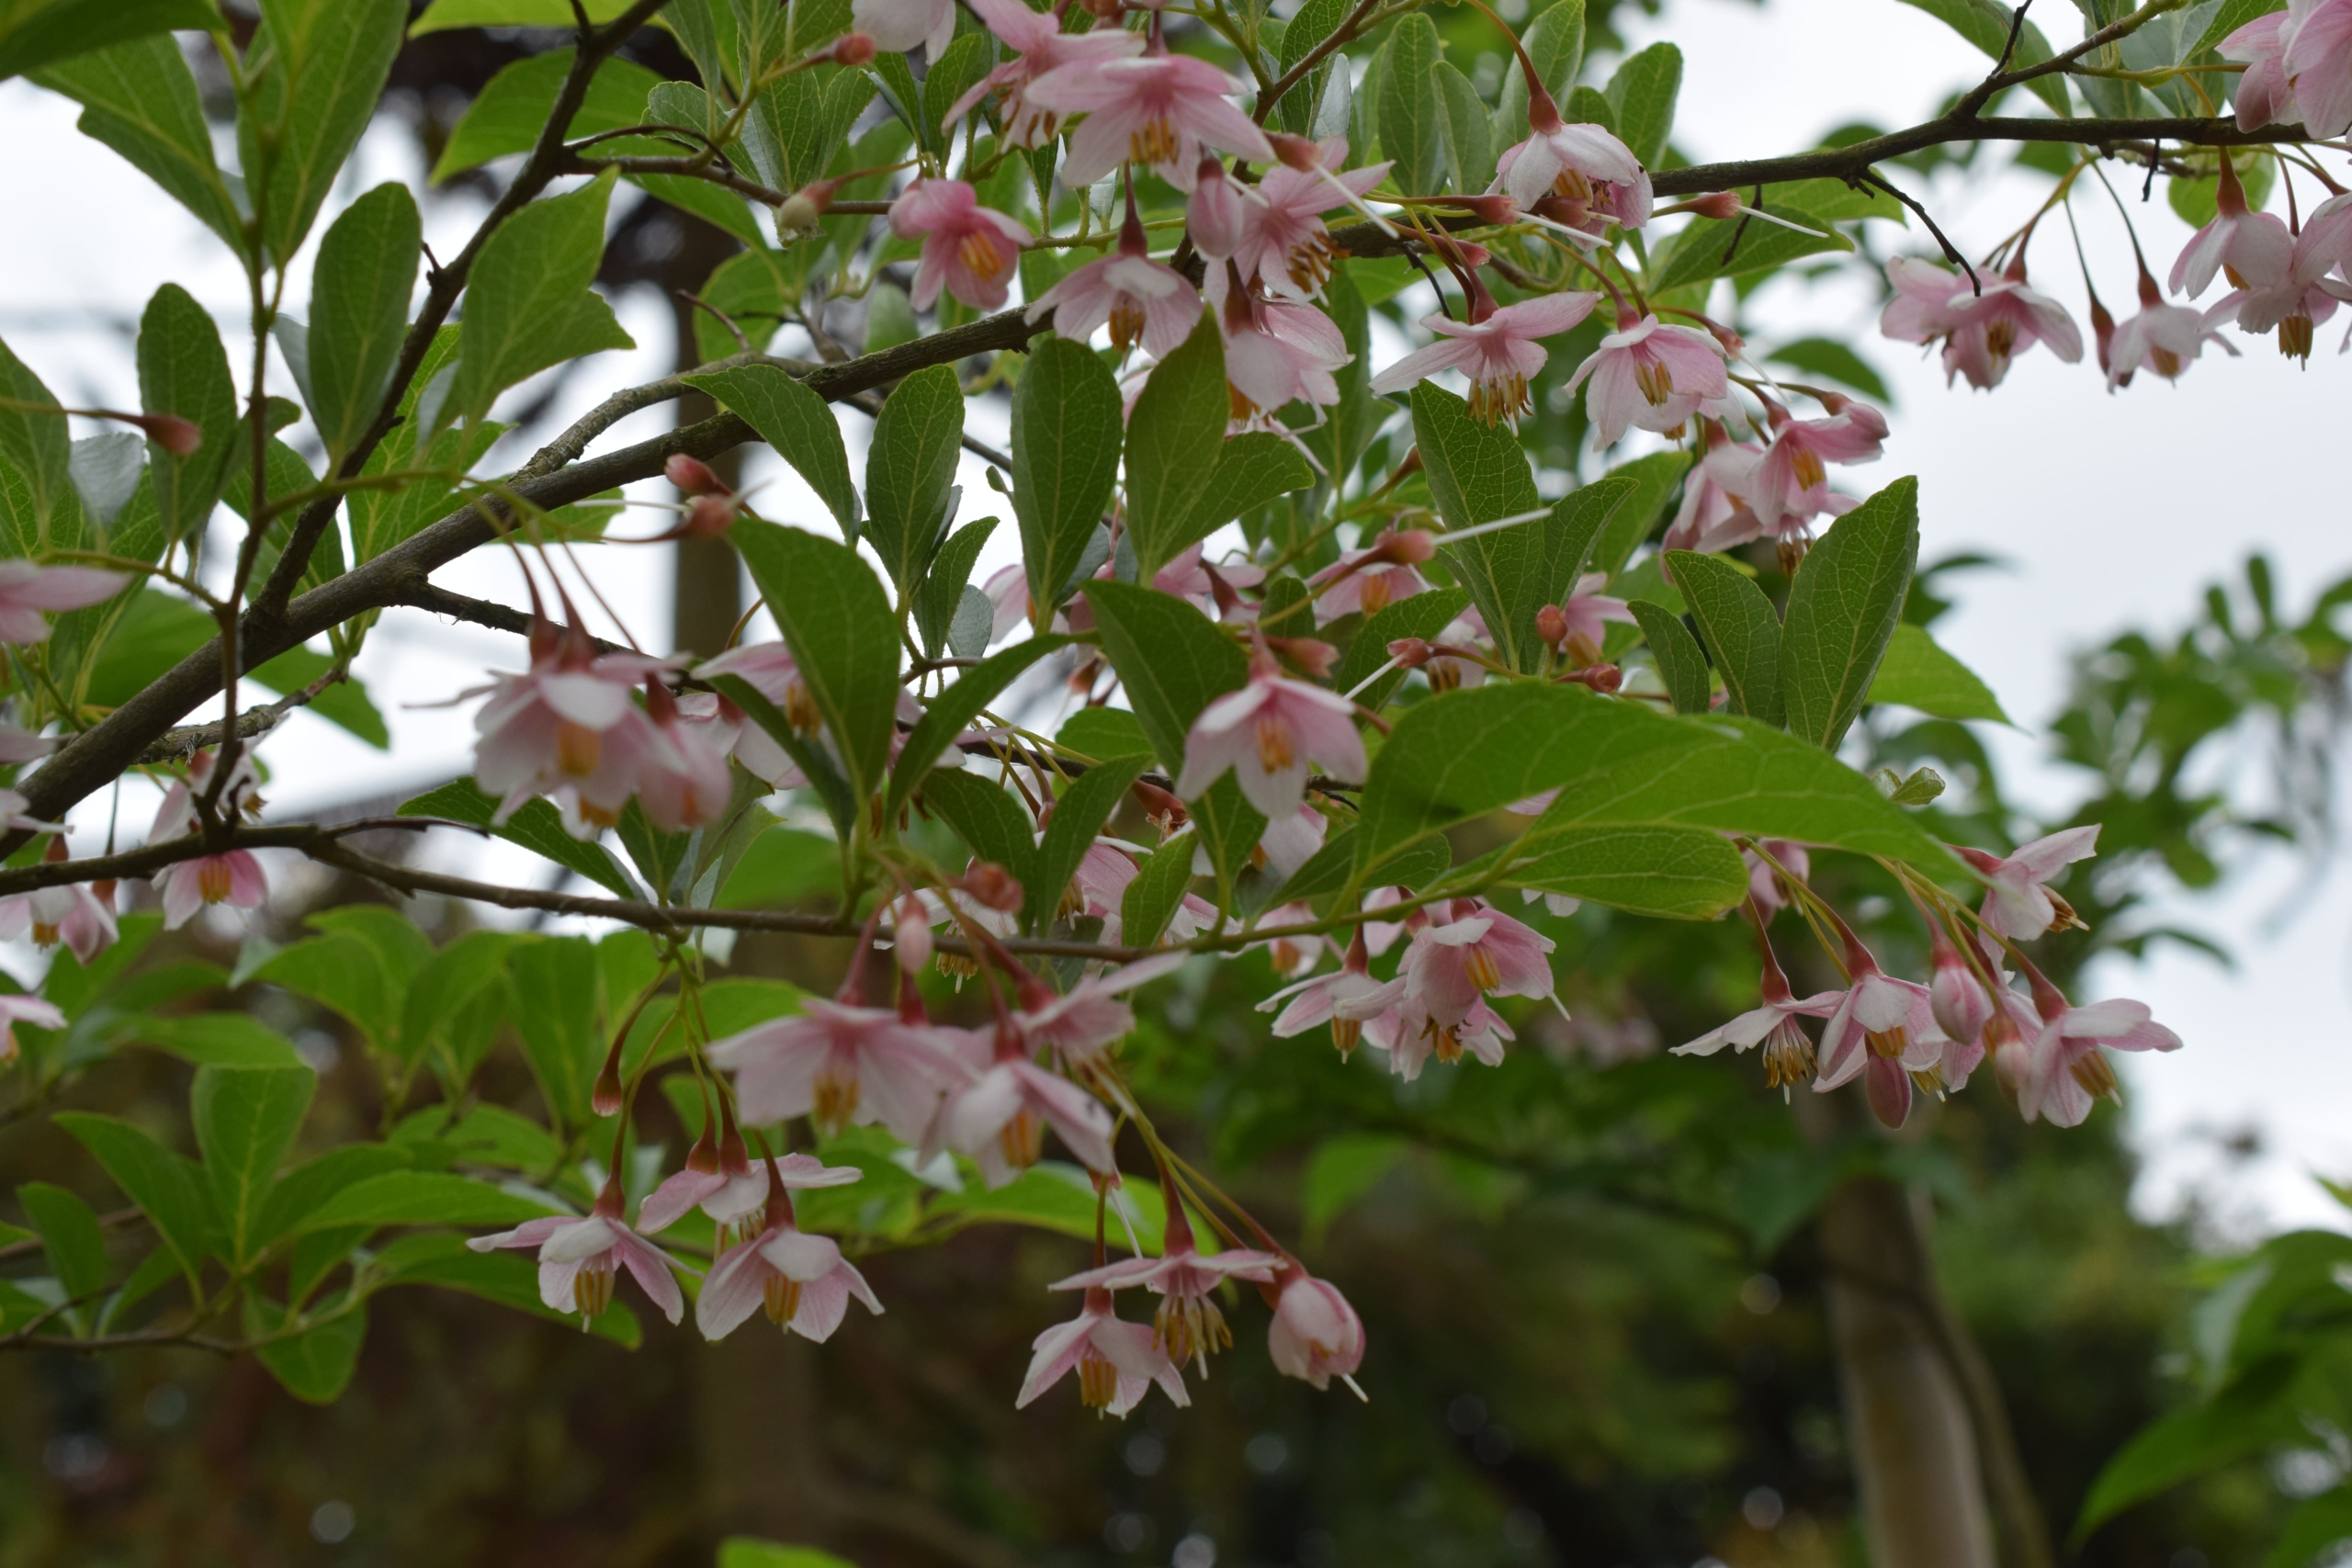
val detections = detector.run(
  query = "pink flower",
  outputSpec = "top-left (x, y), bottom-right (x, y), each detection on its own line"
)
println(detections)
top-left (1030, 51), bottom-right (1273, 192)
top-left (1565, 314), bottom-right (1728, 446)
top-left (1253, 805), bottom-right (1327, 877)
top-left (1949, 824), bottom-right (2098, 942)
top-left (1209, 265), bottom-right (1351, 419)
top-left (1366, 993), bottom-right (1513, 1080)
top-left (926, 1047), bottom-right (1118, 1187)
top-left (2286, 0), bottom-right (2352, 136)
top-left (890, 178), bottom-right (1032, 313)
top-left (2169, 160), bottom-right (2291, 299)
top-left (1012, 953), bottom-right (1186, 1066)
top-left (467, 1194), bottom-right (684, 1326)
top-left (1305, 531), bottom-right (1430, 623)
top-left (1066, 840), bottom-right (1217, 945)
top-left (1928, 934), bottom-right (1993, 1047)
top-left (1491, 111), bottom-right (1646, 221)
top-left (470, 625), bottom-right (673, 835)
top-left (1052, 1203), bottom-right (1278, 1366)
top-left (695, 1169), bottom-right (882, 1343)
top-left (19, 872), bottom-right (119, 965)
top-left (638, 1130), bottom-right (857, 1240)
top-left (1814, 943), bottom-right (1948, 1129)
top-left (0, 724), bottom-right (53, 763)
top-left (1371, 291), bottom-right (1600, 427)
top-left (1174, 657), bottom-right (1366, 818)
top-left (2017, 972), bottom-right (2182, 1127)
top-left (2107, 284), bottom-right (2236, 386)
top-left (1881, 257), bottom-right (2083, 389)
top-left (1671, 951), bottom-right (1841, 1097)
top-left (850, 0), bottom-right (952, 58)
top-left (0, 562), bottom-right (126, 643)
top-left (1263, 1261), bottom-right (1364, 1393)
top-left (1261, 931), bottom-right (1405, 1056)
top-left (1029, 203), bottom-right (1202, 359)
top-left (1186, 161), bottom-right (1251, 258)
top-left (1880, 255), bottom-right (1979, 344)
top-left (1016, 1286), bottom-right (1190, 1416)
top-left (0, 993), bottom-right (65, 1061)
top-left (633, 680), bottom-right (736, 833)
top-left (707, 996), bottom-right (959, 1142)
top-left (1231, 137), bottom-right (1391, 299)
top-left (1715, 400), bottom-right (1887, 530)
top-left (2221, 10), bottom-right (2295, 130)
top-left (696, 641), bottom-right (819, 784)
top-left (1544, 572), bottom-right (1635, 666)
top-left (1745, 840), bottom-right (1810, 916)
top-left (945, 0), bottom-right (1145, 147)
top-left (1662, 435), bottom-right (1762, 557)
top-left (1402, 898), bottom-right (1556, 1027)
top-left (146, 750), bottom-right (267, 931)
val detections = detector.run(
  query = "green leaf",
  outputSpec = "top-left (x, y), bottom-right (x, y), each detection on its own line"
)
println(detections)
top-left (401, 930), bottom-right (525, 1078)
top-left (691, 245), bottom-right (812, 361)
top-left (1302, 1134), bottom-right (1408, 1241)
top-left (1377, 12), bottom-right (1446, 194)
top-left (1602, 42), bottom-right (1680, 167)
top-left (1649, 200), bottom-right (1850, 296)
top-left (370, 1230), bottom-right (639, 1345)
top-left (1028, 756), bottom-right (1150, 933)
top-left (0, 0), bottom-right (220, 84)
top-left (412, 0), bottom-right (636, 29)
top-left (1278, 828), bottom-right (1450, 902)
top-left (304, 183), bottom-right (419, 462)
top-left (254, 1144), bottom-right (414, 1251)
top-left (1502, 825), bottom-right (1747, 917)
top-left (2074, 1359), bottom-right (2301, 1540)
top-left (252, 917), bottom-right (413, 1056)
top-left (0, 334), bottom-right (74, 550)
top-left (1272, 0), bottom-right (1351, 135)
top-left (2189, 0), bottom-right (2282, 62)
top-left (1780, 476), bottom-right (1920, 750)
top-left (863, 363), bottom-right (964, 595)
top-left (1120, 829), bottom-right (1199, 948)
top-left (1057, 706), bottom-right (1152, 761)
top-left (251, 1296), bottom-right (368, 1403)
top-left (729, 518), bottom-right (899, 801)
top-left (2264, 1489), bottom-right (2352, 1568)
top-left (1869, 621), bottom-right (2009, 722)
top-left (133, 282), bottom-right (239, 545)
top-left (397, 778), bottom-right (640, 898)
top-left (450, 170), bottom-right (636, 424)
top-left (919, 768), bottom-right (1036, 886)
top-left (192, 1065), bottom-right (316, 1265)
top-left (1668, 549), bottom-right (1783, 723)
top-left (888, 634), bottom-right (1069, 818)
top-left (1628, 601), bottom-right (1710, 714)
top-left (1764, 337), bottom-right (1893, 403)
top-left (1593, 450), bottom-right (1693, 575)
top-left (293, 1171), bottom-right (559, 1235)
top-left (1122, 312), bottom-right (1229, 581)
top-left (506, 937), bottom-right (604, 1130)
top-left (242, 0), bottom-right (407, 268)
top-left (430, 47), bottom-right (662, 181)
top-left (54, 1112), bottom-right (218, 1289)
top-left (927, 1160), bottom-right (1165, 1249)
top-left (19, 1182), bottom-right (107, 1302)
top-left (1330, 587), bottom-right (1470, 713)
top-left (685, 364), bottom-right (860, 540)
top-left (912, 515), bottom-right (996, 659)
top-left (718, 1540), bottom-right (859, 1568)
top-left (919, 30), bottom-right (989, 153)
top-left (1496, 0), bottom-right (1584, 144)
top-left (1186, 434), bottom-right (1317, 555)
top-left (1011, 336), bottom-right (1122, 614)
top-left (1893, 0), bottom-right (2072, 115)
top-left (1433, 60), bottom-right (1496, 196)
top-left (33, 35), bottom-right (243, 251)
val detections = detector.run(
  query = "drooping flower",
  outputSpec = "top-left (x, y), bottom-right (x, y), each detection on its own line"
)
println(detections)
top-left (1813, 939), bottom-right (1949, 1129)
top-left (2285, 0), bottom-right (2352, 137)
top-left (1253, 805), bottom-right (1328, 879)
top-left (1672, 945), bottom-right (1843, 1098)
top-left (1261, 929), bottom-right (1406, 1057)
top-left (1928, 931), bottom-right (1994, 1048)
top-left (1881, 256), bottom-right (2083, 390)
top-left (1012, 953), bottom-right (1187, 1066)
top-left (707, 993), bottom-right (960, 1143)
top-left (1713, 399), bottom-right (1887, 530)
top-left (1949, 824), bottom-right (2098, 942)
top-left (695, 1161), bottom-right (882, 1343)
top-left (2016, 969), bottom-right (2183, 1127)
top-left (2169, 157), bottom-right (2292, 299)
top-left (1230, 137), bottom-right (1391, 300)
top-left (1661, 431), bottom-right (1762, 556)
top-left (0, 993), bottom-right (66, 1062)
top-left (1542, 572), bottom-right (1636, 666)
top-left (633, 678), bottom-right (737, 834)
top-left (695, 641), bottom-right (818, 784)
top-left (1402, 898), bottom-right (1557, 1028)
top-left (638, 1108), bottom-right (858, 1242)
top-left (1367, 992), bottom-right (1514, 1080)
top-left (850, 0), bottom-right (952, 59)
top-left (2106, 271), bottom-right (2237, 386)
top-left (1370, 289), bottom-right (1600, 427)
top-left (1030, 51), bottom-right (1274, 192)
top-left (890, 178), bottom-right (1034, 313)
top-left (6, 838), bottom-right (119, 965)
top-left (1028, 192), bottom-right (1202, 358)
top-left (1052, 1201), bottom-right (1279, 1368)
top-left (1564, 313), bottom-right (1729, 446)
top-left (1491, 104), bottom-right (1648, 227)
top-left (1210, 264), bottom-right (1351, 420)
top-left (925, 1039), bottom-right (1119, 1187)
top-left (1016, 1286), bottom-right (1191, 1416)
top-left (0, 562), bottom-right (127, 643)
top-left (945, 0), bottom-right (1146, 147)
top-left (1262, 1260), bottom-right (1365, 1393)
top-left (146, 750), bottom-right (268, 931)
top-left (467, 1188), bottom-right (685, 1326)
top-left (470, 621), bottom-right (673, 835)
top-left (2221, 10), bottom-right (2295, 130)
top-left (1173, 653), bottom-right (1367, 818)
top-left (1305, 530), bottom-right (1432, 623)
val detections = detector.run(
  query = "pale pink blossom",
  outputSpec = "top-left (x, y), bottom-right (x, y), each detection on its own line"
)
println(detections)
top-left (17, 872), bottom-right (118, 965)
top-left (890, 179), bottom-right (1032, 313)
top-left (1565, 314), bottom-right (1728, 446)
top-left (0, 789), bottom-right (59, 834)
top-left (1881, 257), bottom-right (2083, 390)
top-left (1065, 840), bottom-right (1216, 946)
top-left (1305, 532), bottom-right (1430, 623)
top-left (1814, 944), bottom-right (1948, 1129)
top-left (1261, 931), bottom-right (1404, 1056)
top-left (2169, 160), bottom-right (2291, 299)
top-left (1029, 203), bottom-right (1201, 358)
top-left (0, 993), bottom-right (65, 1061)
top-left (850, 0), bottom-right (952, 58)
top-left (2285, 0), bottom-right (2352, 137)
top-left (1949, 824), bottom-right (2098, 942)
top-left (696, 642), bottom-right (818, 784)
top-left (1254, 805), bottom-right (1327, 878)
top-left (1928, 934), bottom-right (1993, 1048)
top-left (2107, 282), bottom-right (2237, 386)
top-left (1545, 571), bottom-right (1636, 665)
top-left (467, 1193), bottom-right (684, 1325)
top-left (1371, 290), bottom-right (1600, 427)
top-left (634, 680), bottom-right (736, 833)
top-left (470, 625), bottom-right (672, 834)
top-left (1174, 658), bottom-right (1366, 817)
top-left (0, 725), bottom-right (54, 762)
top-left (1053, 1204), bottom-right (1278, 1366)
top-left (1231, 137), bottom-right (1391, 299)
top-left (146, 750), bottom-right (267, 931)
top-left (1880, 255), bottom-right (1978, 344)
top-left (638, 1133), bottom-right (857, 1238)
top-left (1491, 110), bottom-right (1647, 221)
top-left (1186, 161), bottom-right (1251, 258)
top-left (1017, 1286), bottom-right (1191, 1416)
top-left (926, 1048), bottom-right (1118, 1186)
top-left (1671, 951), bottom-right (1842, 1100)
top-left (1662, 438), bottom-right (1761, 556)
top-left (1714, 400), bottom-right (1887, 529)
top-left (945, 0), bottom-right (1145, 147)
top-left (2222, 10), bottom-right (2295, 130)
top-left (695, 1169), bottom-right (882, 1343)
top-left (1403, 898), bottom-right (1556, 1027)
top-left (1030, 51), bottom-right (1273, 192)
top-left (2017, 971), bottom-right (2182, 1127)
top-left (1012, 953), bottom-right (1185, 1066)
top-left (0, 562), bottom-right (126, 643)
top-left (707, 996), bottom-right (959, 1141)
top-left (1367, 993), bottom-right (1513, 1080)
top-left (1209, 265), bottom-right (1351, 418)
top-left (1263, 1261), bottom-right (1365, 1393)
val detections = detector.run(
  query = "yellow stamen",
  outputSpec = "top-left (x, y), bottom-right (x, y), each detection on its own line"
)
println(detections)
top-left (1078, 1344), bottom-right (1122, 1411)
top-left (1128, 117), bottom-right (1180, 168)
top-left (198, 858), bottom-right (234, 906)
top-left (812, 1066), bottom-right (860, 1137)
top-left (574, 1262), bottom-right (615, 1319)
top-left (1155, 1296), bottom-right (1231, 1366)
top-left (2071, 1048), bottom-right (2120, 1100)
top-left (1634, 357), bottom-right (1675, 407)
top-left (957, 227), bottom-right (1013, 286)
top-left (1000, 1108), bottom-right (1044, 1171)
top-left (763, 1272), bottom-right (804, 1325)
top-left (557, 720), bottom-right (601, 777)
top-left (1789, 446), bottom-right (1826, 491)
top-left (1254, 713), bottom-right (1295, 775)
top-left (1468, 373), bottom-right (1532, 426)
top-left (1330, 1017), bottom-right (1362, 1057)
top-left (1464, 947), bottom-right (1502, 994)
top-left (1109, 297), bottom-right (1147, 355)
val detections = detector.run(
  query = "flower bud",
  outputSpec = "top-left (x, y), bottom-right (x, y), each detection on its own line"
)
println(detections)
top-left (1371, 528), bottom-right (1435, 565)
top-left (1565, 662), bottom-right (1622, 693)
top-left (1131, 779), bottom-right (1189, 834)
top-left (959, 860), bottom-right (1024, 912)
top-left (666, 453), bottom-right (729, 496)
top-left (138, 412), bottom-right (203, 457)
top-left (1534, 604), bottom-right (1569, 648)
top-left (890, 893), bottom-right (933, 974)
top-left (1928, 938), bottom-right (1992, 1044)
top-left (1687, 190), bottom-right (1742, 220)
top-left (1187, 164), bottom-right (1247, 260)
top-left (1386, 637), bottom-right (1432, 668)
top-left (830, 30), bottom-right (876, 65)
top-left (684, 493), bottom-right (738, 537)
top-left (1446, 195), bottom-right (1520, 225)
top-left (1268, 132), bottom-right (1323, 173)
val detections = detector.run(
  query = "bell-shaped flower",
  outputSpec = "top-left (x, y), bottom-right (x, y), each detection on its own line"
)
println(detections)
top-left (1232, 137), bottom-right (1391, 299)
top-left (1402, 899), bottom-right (1556, 1027)
top-left (1949, 824), bottom-right (2098, 942)
top-left (470, 623), bottom-right (672, 834)
top-left (1928, 933), bottom-right (1994, 1047)
top-left (1745, 840), bottom-right (1810, 916)
top-left (1491, 106), bottom-right (1646, 221)
top-left (707, 993), bottom-right (959, 1142)
top-left (1186, 160), bottom-right (1252, 258)
top-left (1367, 992), bottom-right (1513, 1080)
top-left (633, 679), bottom-right (736, 834)
top-left (20, 868), bottom-right (119, 966)
top-left (1565, 313), bottom-right (1728, 446)
top-left (1017, 1285), bottom-right (1191, 1416)
top-left (1029, 197), bottom-right (1202, 359)
top-left (1662, 432), bottom-right (1763, 556)
top-left (1305, 530), bottom-right (1431, 623)
top-left (1012, 953), bottom-right (1186, 1066)
top-left (890, 178), bottom-right (1033, 313)
top-left (1208, 265), bottom-right (1351, 420)
top-left (2285, 0), bottom-right (2352, 137)
top-left (1880, 254), bottom-right (1977, 345)
top-left (1371, 289), bottom-right (1600, 427)
top-left (146, 750), bottom-right (268, 931)
top-left (468, 1190), bottom-right (685, 1326)
top-left (1173, 652), bottom-right (1366, 818)
top-left (696, 641), bottom-right (820, 784)
top-left (1051, 1202), bottom-right (1279, 1368)
top-left (2221, 10), bottom-right (2295, 130)
top-left (2107, 274), bottom-right (2237, 387)
top-left (1672, 947), bottom-right (1842, 1098)
top-left (0, 993), bottom-right (66, 1062)
top-left (0, 562), bottom-right (126, 643)
top-left (1542, 572), bottom-right (1636, 667)
top-left (1262, 1261), bottom-right (1365, 1393)
top-left (1253, 805), bottom-right (1328, 879)
top-left (1814, 940), bottom-right (1948, 1129)
top-left (1714, 400), bottom-right (1887, 529)
top-left (2017, 970), bottom-right (2183, 1127)
top-left (695, 1165), bottom-right (882, 1343)
top-left (851, 0), bottom-right (952, 58)
top-left (925, 1040), bottom-right (1119, 1187)
top-left (1261, 930), bottom-right (1405, 1057)
top-left (1882, 256), bottom-right (2083, 390)
top-left (1030, 51), bottom-right (1273, 192)
top-left (945, 0), bottom-right (1145, 147)
top-left (2169, 158), bottom-right (2292, 299)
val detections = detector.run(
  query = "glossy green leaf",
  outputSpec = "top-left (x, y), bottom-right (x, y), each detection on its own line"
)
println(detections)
top-left (888, 634), bottom-right (1069, 818)
top-left (34, 34), bottom-right (243, 250)
top-left (1123, 313), bottom-right (1229, 581)
top-left (133, 283), bottom-right (238, 545)
top-left (304, 182), bottom-right (420, 461)
top-left (1186, 434), bottom-right (1317, 555)
top-left (1510, 824), bottom-right (1747, 918)
top-left (1278, 829), bottom-right (1451, 903)
top-left (919, 30), bottom-right (988, 153)
top-left (430, 47), bottom-right (662, 181)
top-left (397, 777), bottom-right (640, 898)
top-left (1869, 622), bottom-right (2009, 722)
top-left (412, 0), bottom-right (637, 30)
top-left (54, 1112), bottom-right (218, 1288)
top-left (251, 1296), bottom-right (368, 1403)
top-left (1378, 12), bottom-right (1446, 194)
top-left (863, 363), bottom-right (965, 594)
top-left (1028, 756), bottom-right (1150, 933)
top-left (1433, 60), bottom-right (1496, 196)
top-left (1590, 450), bottom-right (1691, 575)
top-left (919, 768), bottom-right (1036, 886)
top-left (1629, 601), bottom-right (1711, 714)
top-left (1780, 476), bottom-right (1920, 750)
top-left (1668, 549), bottom-right (1784, 723)
top-left (1602, 42), bottom-right (1681, 166)
top-left (1272, 0), bottom-right (1351, 135)
top-left (928, 1161), bottom-right (1166, 1249)
top-left (450, 170), bottom-right (635, 424)
top-left (718, 1539), bottom-right (859, 1568)
top-left (0, 0), bottom-right (219, 83)
top-left (911, 515), bottom-right (996, 659)
top-left (243, 0), bottom-right (406, 268)
top-left (0, 334), bottom-right (74, 551)
top-left (1120, 829), bottom-right (1199, 948)
top-left (1011, 336), bottom-right (1122, 613)
top-left (686, 364), bottom-right (861, 540)
top-left (506, 937), bottom-right (603, 1129)
top-left (18, 1182), bottom-right (107, 1303)
top-left (1057, 706), bottom-right (1152, 761)
top-left (730, 518), bottom-right (899, 801)
top-left (192, 1065), bottom-right (317, 1264)
top-left (293, 1171), bottom-right (561, 1235)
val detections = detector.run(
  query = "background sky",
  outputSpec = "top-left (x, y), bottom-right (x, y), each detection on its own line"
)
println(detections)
top-left (1, 0), bottom-right (2344, 1233)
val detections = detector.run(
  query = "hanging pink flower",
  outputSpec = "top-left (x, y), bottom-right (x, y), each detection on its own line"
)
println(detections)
top-left (2170, 159), bottom-right (2292, 299)
top-left (1543, 572), bottom-right (1636, 666)
top-left (19, 873), bottom-right (119, 965)
top-left (2017, 972), bottom-right (2183, 1127)
top-left (851, 0), bottom-right (952, 58)
top-left (707, 995), bottom-right (960, 1142)
top-left (146, 750), bottom-right (268, 931)
top-left (1305, 530), bottom-right (1432, 623)
top-left (1231, 137), bottom-right (1391, 299)
top-left (2106, 278), bottom-right (2236, 387)
top-left (1012, 953), bottom-right (1186, 1066)
top-left (2221, 11), bottom-right (2294, 130)
top-left (0, 994), bottom-right (65, 1062)
top-left (1491, 108), bottom-right (1647, 223)
top-left (1253, 804), bottom-right (1328, 878)
top-left (1262, 1260), bottom-right (1365, 1393)
top-left (2285, 0), bottom-right (2352, 137)
top-left (1948, 824), bottom-right (2098, 942)
top-left (695, 1168), bottom-right (884, 1344)
top-left (1565, 313), bottom-right (1728, 446)
top-left (639, 1134), bottom-right (858, 1239)
top-left (1371, 290), bottom-right (1600, 427)
top-left (1402, 898), bottom-right (1556, 1027)
top-left (1052, 1202), bottom-right (1279, 1367)
top-left (925, 1047), bottom-right (1119, 1187)
top-left (0, 562), bottom-right (126, 643)
top-left (1661, 434), bottom-right (1761, 557)
top-left (468, 1192), bottom-right (685, 1326)
top-left (1261, 931), bottom-right (1405, 1057)
top-left (1016, 1286), bottom-right (1191, 1416)
top-left (1813, 943), bottom-right (1948, 1129)
top-left (470, 623), bottom-right (673, 836)
top-left (1174, 655), bottom-right (1366, 818)
top-left (1715, 400), bottom-right (1887, 530)
top-left (1928, 933), bottom-right (1993, 1048)
top-left (1186, 160), bottom-right (1252, 259)
top-left (1745, 840), bottom-right (1810, 917)
top-left (633, 679), bottom-right (736, 834)
top-left (1367, 993), bottom-right (1514, 1080)
top-left (696, 641), bottom-right (820, 784)
top-left (890, 178), bottom-right (1033, 313)
top-left (1208, 265), bottom-right (1351, 419)
top-left (1030, 51), bottom-right (1274, 192)
top-left (945, 0), bottom-right (1146, 147)
top-left (1028, 204), bottom-right (1202, 358)
top-left (1881, 256), bottom-right (2083, 390)
top-left (1671, 951), bottom-right (1842, 1097)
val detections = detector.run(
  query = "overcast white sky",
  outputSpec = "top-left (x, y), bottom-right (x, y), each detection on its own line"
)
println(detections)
top-left (1, 0), bottom-right (2345, 1233)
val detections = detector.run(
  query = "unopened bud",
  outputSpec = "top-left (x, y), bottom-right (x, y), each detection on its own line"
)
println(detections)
top-left (591, 1061), bottom-right (625, 1118)
top-left (830, 30), bottom-right (876, 64)
top-left (959, 860), bottom-right (1024, 913)
top-left (666, 453), bottom-right (729, 496)
top-left (138, 412), bottom-right (203, 457)
top-left (1386, 637), bottom-right (1432, 668)
top-left (1131, 779), bottom-right (1189, 834)
top-left (778, 177), bottom-right (839, 237)
top-left (1688, 191), bottom-right (1742, 220)
top-left (1268, 132), bottom-right (1323, 173)
top-left (1372, 528), bottom-right (1435, 565)
top-left (684, 493), bottom-right (738, 537)
top-left (1534, 604), bottom-right (1569, 647)
top-left (1266, 635), bottom-right (1339, 679)
top-left (892, 894), bottom-right (933, 976)
top-left (1565, 662), bottom-right (1622, 693)
top-left (1448, 195), bottom-right (1520, 225)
